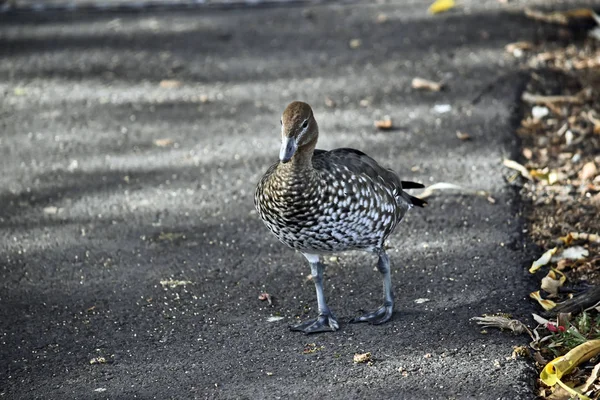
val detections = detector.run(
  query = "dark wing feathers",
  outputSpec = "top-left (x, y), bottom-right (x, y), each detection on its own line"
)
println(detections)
top-left (313, 148), bottom-right (426, 208)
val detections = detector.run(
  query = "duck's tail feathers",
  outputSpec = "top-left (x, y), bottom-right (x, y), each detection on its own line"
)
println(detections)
top-left (401, 181), bottom-right (425, 189)
top-left (409, 195), bottom-right (427, 208)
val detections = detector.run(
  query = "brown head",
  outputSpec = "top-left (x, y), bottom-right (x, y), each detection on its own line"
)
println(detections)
top-left (279, 101), bottom-right (319, 163)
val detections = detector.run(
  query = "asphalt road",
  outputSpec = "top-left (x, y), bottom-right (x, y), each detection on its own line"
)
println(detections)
top-left (1, 1), bottom-right (548, 399)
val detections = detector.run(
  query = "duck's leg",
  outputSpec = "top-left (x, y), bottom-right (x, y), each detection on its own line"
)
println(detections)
top-left (350, 248), bottom-right (394, 325)
top-left (290, 253), bottom-right (340, 334)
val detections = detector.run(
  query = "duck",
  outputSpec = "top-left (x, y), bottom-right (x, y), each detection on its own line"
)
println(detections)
top-left (254, 101), bottom-right (426, 333)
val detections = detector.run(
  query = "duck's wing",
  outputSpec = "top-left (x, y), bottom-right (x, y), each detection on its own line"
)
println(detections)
top-left (313, 148), bottom-right (426, 208)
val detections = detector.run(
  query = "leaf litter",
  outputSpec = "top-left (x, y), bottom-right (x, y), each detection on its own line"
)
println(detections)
top-left (474, 7), bottom-right (600, 399)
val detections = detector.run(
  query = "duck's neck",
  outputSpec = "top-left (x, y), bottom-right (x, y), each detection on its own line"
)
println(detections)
top-left (278, 136), bottom-right (317, 179)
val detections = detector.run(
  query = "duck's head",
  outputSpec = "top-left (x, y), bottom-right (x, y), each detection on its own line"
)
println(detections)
top-left (279, 101), bottom-right (319, 163)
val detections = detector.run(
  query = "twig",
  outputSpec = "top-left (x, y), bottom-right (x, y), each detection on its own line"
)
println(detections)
top-left (522, 91), bottom-right (583, 105)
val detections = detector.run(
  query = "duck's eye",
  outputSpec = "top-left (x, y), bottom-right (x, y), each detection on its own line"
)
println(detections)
top-left (302, 120), bottom-right (308, 128)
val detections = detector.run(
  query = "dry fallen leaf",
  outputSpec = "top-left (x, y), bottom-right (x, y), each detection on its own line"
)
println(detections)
top-left (530, 291), bottom-right (558, 310)
top-left (541, 269), bottom-right (566, 296)
top-left (540, 340), bottom-right (600, 400)
top-left (159, 80), bottom-right (182, 89)
top-left (353, 352), bottom-right (372, 363)
top-left (154, 138), bottom-right (174, 147)
top-left (456, 131), bottom-right (471, 141)
top-left (374, 117), bottom-right (393, 130)
top-left (579, 362), bottom-right (600, 395)
top-left (428, 0), bottom-right (455, 15)
top-left (411, 77), bottom-right (443, 92)
top-left (530, 247), bottom-right (558, 273)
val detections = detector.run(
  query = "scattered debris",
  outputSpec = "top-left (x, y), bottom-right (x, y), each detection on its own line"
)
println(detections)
top-left (471, 315), bottom-right (532, 336)
top-left (374, 117), bottom-right (393, 130)
top-left (540, 269), bottom-right (566, 296)
top-left (154, 138), bottom-right (174, 147)
top-left (503, 159), bottom-right (533, 180)
top-left (511, 346), bottom-right (531, 359)
top-left (579, 362), bottom-right (600, 396)
top-left (455, 131), bottom-right (471, 141)
top-left (156, 232), bottom-right (186, 242)
top-left (411, 77), bottom-right (443, 92)
top-left (505, 41), bottom-right (534, 58)
top-left (414, 298), bottom-right (430, 304)
top-left (529, 247), bottom-right (558, 274)
top-left (579, 161), bottom-right (597, 181)
top-left (353, 352), bottom-right (372, 364)
top-left (531, 105), bottom-right (549, 120)
top-left (349, 39), bottom-right (362, 49)
top-left (159, 80), bottom-right (182, 89)
top-left (43, 206), bottom-right (62, 215)
top-left (521, 91), bottom-right (583, 105)
top-left (376, 13), bottom-right (388, 24)
top-left (560, 232), bottom-right (600, 245)
top-left (417, 182), bottom-right (493, 202)
top-left (258, 292), bottom-right (273, 306)
top-left (432, 104), bottom-right (452, 114)
top-left (160, 279), bottom-right (193, 289)
top-left (303, 343), bottom-right (324, 354)
top-left (266, 316), bottom-right (284, 322)
top-left (428, 0), bottom-right (455, 15)
top-left (89, 357), bottom-right (107, 365)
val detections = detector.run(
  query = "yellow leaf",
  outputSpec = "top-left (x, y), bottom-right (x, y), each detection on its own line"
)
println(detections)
top-left (529, 247), bottom-right (558, 273)
top-left (428, 0), bottom-right (455, 15)
top-left (529, 291), bottom-right (557, 310)
top-left (540, 340), bottom-right (600, 400)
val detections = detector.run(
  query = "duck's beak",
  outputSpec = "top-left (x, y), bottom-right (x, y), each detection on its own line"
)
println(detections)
top-left (279, 136), bottom-right (297, 163)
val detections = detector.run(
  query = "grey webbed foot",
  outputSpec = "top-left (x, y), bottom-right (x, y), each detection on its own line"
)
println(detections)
top-left (290, 313), bottom-right (340, 334)
top-left (350, 303), bottom-right (393, 325)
